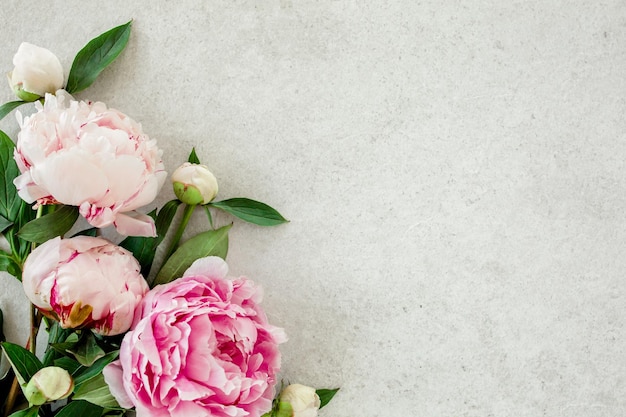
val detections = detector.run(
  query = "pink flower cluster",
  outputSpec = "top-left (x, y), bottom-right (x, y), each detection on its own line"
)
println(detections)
top-left (104, 257), bottom-right (286, 417)
top-left (7, 35), bottom-right (291, 417)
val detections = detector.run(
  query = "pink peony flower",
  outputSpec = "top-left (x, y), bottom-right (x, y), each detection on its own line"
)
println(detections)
top-left (13, 90), bottom-right (166, 236)
top-left (103, 256), bottom-right (286, 417)
top-left (22, 236), bottom-right (149, 336)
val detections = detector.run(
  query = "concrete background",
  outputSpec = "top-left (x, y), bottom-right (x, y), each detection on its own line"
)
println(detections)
top-left (1, 1), bottom-right (625, 416)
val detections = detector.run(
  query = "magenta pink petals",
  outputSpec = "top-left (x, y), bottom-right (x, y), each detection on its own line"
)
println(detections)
top-left (104, 256), bottom-right (286, 417)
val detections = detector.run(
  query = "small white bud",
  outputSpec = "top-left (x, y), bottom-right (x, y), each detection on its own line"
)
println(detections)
top-left (172, 162), bottom-right (219, 205)
top-left (23, 366), bottom-right (73, 405)
top-left (279, 384), bottom-right (321, 417)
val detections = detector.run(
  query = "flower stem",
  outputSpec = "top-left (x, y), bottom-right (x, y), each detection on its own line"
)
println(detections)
top-left (28, 205), bottom-right (44, 356)
top-left (3, 376), bottom-right (19, 417)
top-left (163, 204), bottom-right (196, 260)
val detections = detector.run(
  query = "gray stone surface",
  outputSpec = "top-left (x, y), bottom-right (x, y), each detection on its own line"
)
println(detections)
top-left (1, 1), bottom-right (625, 415)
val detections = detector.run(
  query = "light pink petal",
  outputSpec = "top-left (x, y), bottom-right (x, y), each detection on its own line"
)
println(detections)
top-left (98, 155), bottom-right (146, 205)
top-left (22, 237), bottom-right (62, 309)
top-left (80, 204), bottom-right (115, 228)
top-left (60, 235), bottom-right (108, 253)
top-left (13, 172), bottom-right (49, 203)
top-left (103, 361), bottom-right (134, 409)
top-left (113, 211), bottom-right (156, 237)
top-left (183, 257), bottom-right (229, 280)
top-left (33, 152), bottom-right (108, 205)
top-left (123, 170), bottom-right (166, 211)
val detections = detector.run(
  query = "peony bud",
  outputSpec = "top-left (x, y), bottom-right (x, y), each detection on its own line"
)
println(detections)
top-left (279, 384), bottom-right (321, 417)
top-left (23, 367), bottom-right (73, 406)
top-left (8, 42), bottom-right (63, 101)
top-left (171, 162), bottom-right (218, 205)
top-left (22, 236), bottom-right (149, 336)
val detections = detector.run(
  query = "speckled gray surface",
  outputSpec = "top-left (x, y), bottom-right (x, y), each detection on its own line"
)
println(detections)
top-left (1, 1), bottom-right (625, 416)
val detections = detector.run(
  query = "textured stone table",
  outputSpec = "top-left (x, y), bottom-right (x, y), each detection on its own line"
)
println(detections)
top-left (1, 2), bottom-right (625, 416)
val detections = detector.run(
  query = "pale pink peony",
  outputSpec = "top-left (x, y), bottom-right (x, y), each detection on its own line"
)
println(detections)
top-left (22, 236), bottom-right (149, 336)
top-left (103, 256), bottom-right (286, 417)
top-left (13, 91), bottom-right (166, 236)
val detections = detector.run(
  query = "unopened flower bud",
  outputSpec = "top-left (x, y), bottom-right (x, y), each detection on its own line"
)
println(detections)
top-left (172, 162), bottom-right (218, 205)
top-left (23, 367), bottom-right (73, 406)
top-left (8, 42), bottom-right (63, 101)
top-left (279, 384), bottom-right (321, 417)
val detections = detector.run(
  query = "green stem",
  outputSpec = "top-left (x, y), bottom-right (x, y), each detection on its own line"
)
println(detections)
top-left (28, 205), bottom-right (44, 355)
top-left (163, 204), bottom-right (196, 260)
top-left (29, 307), bottom-right (38, 355)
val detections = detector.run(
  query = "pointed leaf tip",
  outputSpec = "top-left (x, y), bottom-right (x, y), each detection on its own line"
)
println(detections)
top-left (66, 21), bottom-right (132, 93)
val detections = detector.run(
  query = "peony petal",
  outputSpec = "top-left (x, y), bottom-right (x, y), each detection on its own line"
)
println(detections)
top-left (113, 211), bottom-right (157, 237)
top-left (103, 361), bottom-right (134, 409)
top-left (80, 203), bottom-right (115, 228)
top-left (22, 237), bottom-right (62, 309)
top-left (33, 151), bottom-right (108, 205)
top-left (13, 172), bottom-right (50, 203)
top-left (183, 257), bottom-right (229, 280)
top-left (169, 398), bottom-right (213, 417)
top-left (97, 155), bottom-right (146, 206)
top-left (123, 169), bottom-right (167, 211)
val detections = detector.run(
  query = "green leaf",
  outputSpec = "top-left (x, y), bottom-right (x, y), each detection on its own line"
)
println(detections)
top-left (8, 406), bottom-right (40, 417)
top-left (0, 214), bottom-right (13, 233)
top-left (210, 198), bottom-right (288, 226)
top-left (154, 200), bottom-right (182, 246)
top-left (188, 148), bottom-right (201, 164)
top-left (45, 321), bottom-right (73, 348)
top-left (0, 251), bottom-right (22, 279)
top-left (54, 356), bottom-right (83, 375)
top-left (0, 101), bottom-right (27, 122)
top-left (1, 342), bottom-right (43, 386)
top-left (54, 400), bottom-right (103, 417)
top-left (69, 332), bottom-right (105, 367)
top-left (74, 350), bottom-right (119, 387)
top-left (66, 21), bottom-right (132, 94)
top-left (71, 227), bottom-right (98, 237)
top-left (17, 205), bottom-right (79, 243)
top-left (73, 373), bottom-right (120, 408)
top-left (153, 224), bottom-right (231, 286)
top-left (54, 331), bottom-right (79, 348)
top-left (204, 205), bottom-right (215, 229)
top-left (9, 199), bottom-right (37, 262)
top-left (317, 388), bottom-right (339, 409)
top-left (0, 130), bottom-right (22, 223)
